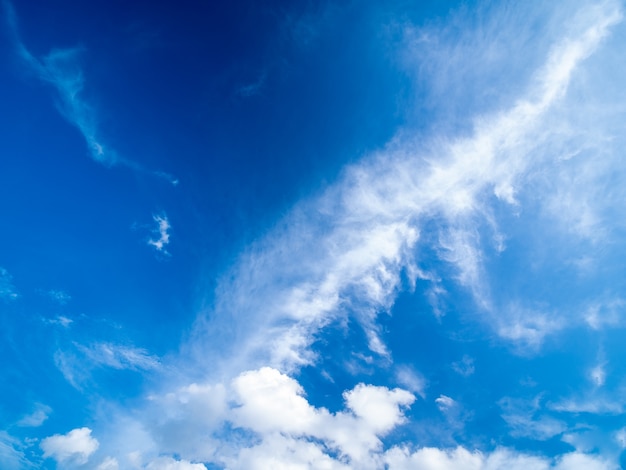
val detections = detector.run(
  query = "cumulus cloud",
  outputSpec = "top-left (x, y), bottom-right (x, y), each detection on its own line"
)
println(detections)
top-left (41, 427), bottom-right (99, 465)
top-left (229, 367), bottom-right (415, 465)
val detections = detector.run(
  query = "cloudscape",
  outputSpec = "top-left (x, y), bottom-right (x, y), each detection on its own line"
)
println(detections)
top-left (2, 0), bottom-right (626, 468)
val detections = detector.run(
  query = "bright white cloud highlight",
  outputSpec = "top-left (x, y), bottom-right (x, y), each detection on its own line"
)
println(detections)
top-left (41, 427), bottom-right (99, 465)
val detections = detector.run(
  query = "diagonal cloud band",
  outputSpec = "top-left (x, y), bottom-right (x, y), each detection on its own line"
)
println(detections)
top-left (189, 0), bottom-right (623, 376)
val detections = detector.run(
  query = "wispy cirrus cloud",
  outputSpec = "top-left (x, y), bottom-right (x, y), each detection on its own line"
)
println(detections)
top-left (0, 267), bottom-right (18, 300)
top-left (189, 0), bottom-right (624, 377)
top-left (54, 342), bottom-right (160, 389)
top-left (13, 0), bottom-right (626, 468)
top-left (2, 1), bottom-right (178, 185)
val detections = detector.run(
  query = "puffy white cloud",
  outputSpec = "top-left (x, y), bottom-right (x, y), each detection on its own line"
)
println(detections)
top-left (231, 367), bottom-right (415, 464)
top-left (41, 427), bottom-right (99, 465)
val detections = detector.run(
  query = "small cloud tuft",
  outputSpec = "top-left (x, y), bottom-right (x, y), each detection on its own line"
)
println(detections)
top-left (148, 214), bottom-right (171, 254)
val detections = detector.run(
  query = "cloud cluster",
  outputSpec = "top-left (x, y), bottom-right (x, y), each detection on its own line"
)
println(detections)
top-left (40, 368), bottom-right (615, 469)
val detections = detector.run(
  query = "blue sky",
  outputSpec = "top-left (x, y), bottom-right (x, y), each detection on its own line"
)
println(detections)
top-left (2, 0), bottom-right (626, 468)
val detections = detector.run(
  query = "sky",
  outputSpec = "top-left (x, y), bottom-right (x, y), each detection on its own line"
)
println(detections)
top-left (1, 0), bottom-right (626, 468)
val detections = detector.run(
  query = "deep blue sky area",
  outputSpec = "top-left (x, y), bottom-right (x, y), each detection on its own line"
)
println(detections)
top-left (2, 1), bottom-right (626, 469)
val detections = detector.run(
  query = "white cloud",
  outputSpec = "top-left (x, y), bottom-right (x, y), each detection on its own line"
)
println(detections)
top-left (145, 456), bottom-right (207, 470)
top-left (148, 214), bottom-right (171, 254)
top-left (435, 395), bottom-right (457, 413)
top-left (383, 446), bottom-right (614, 470)
top-left (41, 427), bottom-right (99, 465)
top-left (96, 457), bottom-right (119, 470)
top-left (79, 342), bottom-right (160, 371)
top-left (17, 403), bottom-right (52, 427)
top-left (0, 267), bottom-right (18, 300)
top-left (452, 355), bottom-right (475, 377)
top-left (45, 289), bottom-right (72, 305)
top-left (549, 395), bottom-right (625, 414)
top-left (54, 342), bottom-right (160, 389)
top-left (589, 362), bottom-right (607, 387)
top-left (499, 396), bottom-right (567, 441)
top-left (3, 2), bottom-right (177, 184)
top-left (584, 298), bottom-right (625, 329)
top-left (228, 433), bottom-right (350, 470)
top-left (614, 427), bottom-right (626, 449)
top-left (9, 1), bottom-right (626, 468)
top-left (0, 431), bottom-right (32, 470)
top-left (395, 365), bottom-right (427, 398)
top-left (495, 303), bottom-right (564, 353)
top-left (190, 0), bottom-right (624, 378)
top-left (49, 316), bottom-right (74, 328)
top-left (230, 367), bottom-right (415, 465)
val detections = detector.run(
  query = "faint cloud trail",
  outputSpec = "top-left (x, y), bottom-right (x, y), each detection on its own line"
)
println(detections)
top-left (1, 1), bottom-right (178, 185)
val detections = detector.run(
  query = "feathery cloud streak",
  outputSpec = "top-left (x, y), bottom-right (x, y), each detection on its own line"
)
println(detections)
top-left (2, 1), bottom-right (178, 184)
top-left (192, 0), bottom-right (623, 375)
